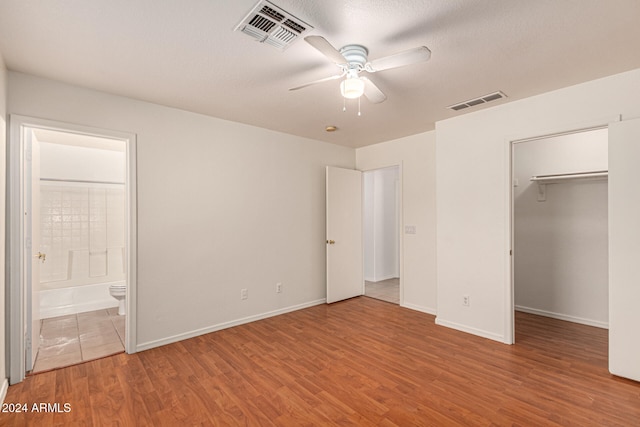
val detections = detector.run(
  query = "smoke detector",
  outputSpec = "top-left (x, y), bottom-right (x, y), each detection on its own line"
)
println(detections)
top-left (235, 0), bottom-right (313, 50)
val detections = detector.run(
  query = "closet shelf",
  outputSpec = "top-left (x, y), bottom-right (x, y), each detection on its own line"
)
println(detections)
top-left (530, 170), bottom-right (607, 201)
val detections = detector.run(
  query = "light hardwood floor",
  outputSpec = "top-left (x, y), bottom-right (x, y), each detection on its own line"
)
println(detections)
top-left (3, 297), bottom-right (639, 426)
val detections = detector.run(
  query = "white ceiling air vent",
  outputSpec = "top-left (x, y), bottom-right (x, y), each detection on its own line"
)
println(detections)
top-left (235, 0), bottom-right (313, 50)
top-left (447, 91), bottom-right (507, 111)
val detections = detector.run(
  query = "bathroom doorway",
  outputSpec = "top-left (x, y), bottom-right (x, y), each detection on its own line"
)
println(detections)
top-left (363, 166), bottom-right (400, 304)
top-left (7, 116), bottom-right (137, 384)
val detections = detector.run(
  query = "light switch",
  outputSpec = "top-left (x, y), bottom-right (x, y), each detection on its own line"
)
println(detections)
top-left (405, 225), bottom-right (416, 234)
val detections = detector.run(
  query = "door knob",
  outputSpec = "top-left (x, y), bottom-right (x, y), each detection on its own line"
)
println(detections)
top-left (326, 240), bottom-right (335, 244)
top-left (36, 252), bottom-right (46, 263)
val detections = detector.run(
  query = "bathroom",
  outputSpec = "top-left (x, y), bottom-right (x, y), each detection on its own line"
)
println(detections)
top-left (32, 128), bottom-right (128, 372)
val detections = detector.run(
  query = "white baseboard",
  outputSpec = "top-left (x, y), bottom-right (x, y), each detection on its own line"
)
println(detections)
top-left (401, 302), bottom-right (436, 316)
top-left (435, 317), bottom-right (506, 343)
top-left (0, 378), bottom-right (8, 405)
top-left (515, 305), bottom-right (608, 329)
top-left (137, 299), bottom-right (326, 352)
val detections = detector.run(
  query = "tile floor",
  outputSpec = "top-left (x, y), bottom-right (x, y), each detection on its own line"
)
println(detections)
top-left (33, 308), bottom-right (125, 373)
top-left (365, 278), bottom-right (400, 304)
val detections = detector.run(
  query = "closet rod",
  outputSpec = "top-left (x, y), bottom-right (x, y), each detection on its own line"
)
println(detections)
top-left (530, 170), bottom-right (608, 183)
top-left (40, 178), bottom-right (125, 185)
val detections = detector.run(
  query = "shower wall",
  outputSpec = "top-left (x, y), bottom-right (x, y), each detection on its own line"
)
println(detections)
top-left (37, 140), bottom-right (126, 318)
top-left (39, 183), bottom-right (125, 289)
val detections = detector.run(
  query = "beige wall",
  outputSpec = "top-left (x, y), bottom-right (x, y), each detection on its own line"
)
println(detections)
top-left (0, 52), bottom-right (7, 400)
top-left (436, 68), bottom-right (640, 344)
top-left (356, 131), bottom-right (437, 314)
top-left (8, 72), bottom-right (355, 349)
top-left (9, 64), bottom-right (640, 384)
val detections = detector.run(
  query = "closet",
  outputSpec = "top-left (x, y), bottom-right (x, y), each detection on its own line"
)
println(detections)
top-left (513, 128), bottom-right (608, 328)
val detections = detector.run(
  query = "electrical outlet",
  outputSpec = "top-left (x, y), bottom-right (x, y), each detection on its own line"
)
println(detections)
top-left (463, 295), bottom-right (470, 306)
top-left (276, 282), bottom-right (282, 293)
top-left (241, 288), bottom-right (248, 300)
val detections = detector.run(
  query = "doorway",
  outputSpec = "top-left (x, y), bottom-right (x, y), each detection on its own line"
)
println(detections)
top-left (511, 127), bottom-right (608, 341)
top-left (7, 116), bottom-right (137, 384)
top-left (363, 166), bottom-right (400, 304)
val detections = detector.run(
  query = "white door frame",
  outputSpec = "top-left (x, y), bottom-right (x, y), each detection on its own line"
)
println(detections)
top-left (7, 115), bottom-right (138, 384)
top-left (505, 116), bottom-right (619, 345)
top-left (361, 163), bottom-right (403, 306)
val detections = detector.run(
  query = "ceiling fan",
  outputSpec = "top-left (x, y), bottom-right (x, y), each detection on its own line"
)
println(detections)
top-left (290, 35), bottom-right (431, 104)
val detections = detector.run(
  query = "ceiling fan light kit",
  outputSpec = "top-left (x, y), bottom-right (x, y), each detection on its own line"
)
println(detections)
top-left (340, 76), bottom-right (365, 99)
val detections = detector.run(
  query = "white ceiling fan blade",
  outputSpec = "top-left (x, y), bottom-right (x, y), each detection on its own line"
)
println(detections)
top-left (361, 77), bottom-right (387, 103)
top-left (289, 74), bottom-right (344, 91)
top-left (304, 35), bottom-right (348, 65)
top-left (366, 46), bottom-right (431, 72)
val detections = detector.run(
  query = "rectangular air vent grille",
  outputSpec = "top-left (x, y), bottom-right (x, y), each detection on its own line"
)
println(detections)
top-left (447, 91), bottom-right (507, 111)
top-left (235, 0), bottom-right (313, 50)
top-left (283, 19), bottom-right (305, 34)
top-left (248, 15), bottom-right (277, 33)
top-left (260, 5), bottom-right (284, 21)
top-left (264, 27), bottom-right (297, 49)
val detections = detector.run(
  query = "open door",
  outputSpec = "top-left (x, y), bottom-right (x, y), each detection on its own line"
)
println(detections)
top-left (326, 166), bottom-right (363, 303)
top-left (8, 115), bottom-right (138, 384)
top-left (24, 129), bottom-right (41, 371)
top-left (608, 118), bottom-right (640, 382)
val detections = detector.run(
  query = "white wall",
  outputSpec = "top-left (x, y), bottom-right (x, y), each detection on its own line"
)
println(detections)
top-left (356, 132), bottom-right (437, 314)
top-left (8, 72), bottom-right (355, 350)
top-left (40, 142), bottom-right (125, 183)
top-left (514, 129), bottom-right (608, 328)
top-left (363, 172), bottom-right (375, 280)
top-left (375, 167), bottom-right (399, 281)
top-left (435, 68), bottom-right (640, 344)
top-left (363, 166), bottom-right (399, 282)
top-left (0, 51), bottom-right (8, 402)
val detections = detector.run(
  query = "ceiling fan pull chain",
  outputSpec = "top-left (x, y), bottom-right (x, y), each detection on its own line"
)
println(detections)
top-left (358, 97), bottom-right (362, 117)
top-left (343, 97), bottom-right (346, 112)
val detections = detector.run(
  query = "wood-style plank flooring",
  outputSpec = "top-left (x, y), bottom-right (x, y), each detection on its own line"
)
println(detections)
top-left (2, 297), bottom-right (639, 426)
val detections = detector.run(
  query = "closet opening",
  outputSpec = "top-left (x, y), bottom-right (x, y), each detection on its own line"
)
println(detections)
top-left (511, 127), bottom-right (608, 348)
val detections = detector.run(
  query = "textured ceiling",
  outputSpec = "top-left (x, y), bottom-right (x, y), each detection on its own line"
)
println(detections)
top-left (1, 1), bottom-right (639, 148)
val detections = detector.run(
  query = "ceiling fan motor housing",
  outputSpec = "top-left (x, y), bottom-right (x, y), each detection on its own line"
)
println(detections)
top-left (339, 44), bottom-right (368, 72)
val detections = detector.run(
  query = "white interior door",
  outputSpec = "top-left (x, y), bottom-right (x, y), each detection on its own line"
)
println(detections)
top-left (326, 166), bottom-right (363, 303)
top-left (608, 118), bottom-right (640, 382)
top-left (25, 129), bottom-right (41, 370)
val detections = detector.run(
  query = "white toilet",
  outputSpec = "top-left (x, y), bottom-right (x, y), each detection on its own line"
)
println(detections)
top-left (109, 283), bottom-right (127, 316)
